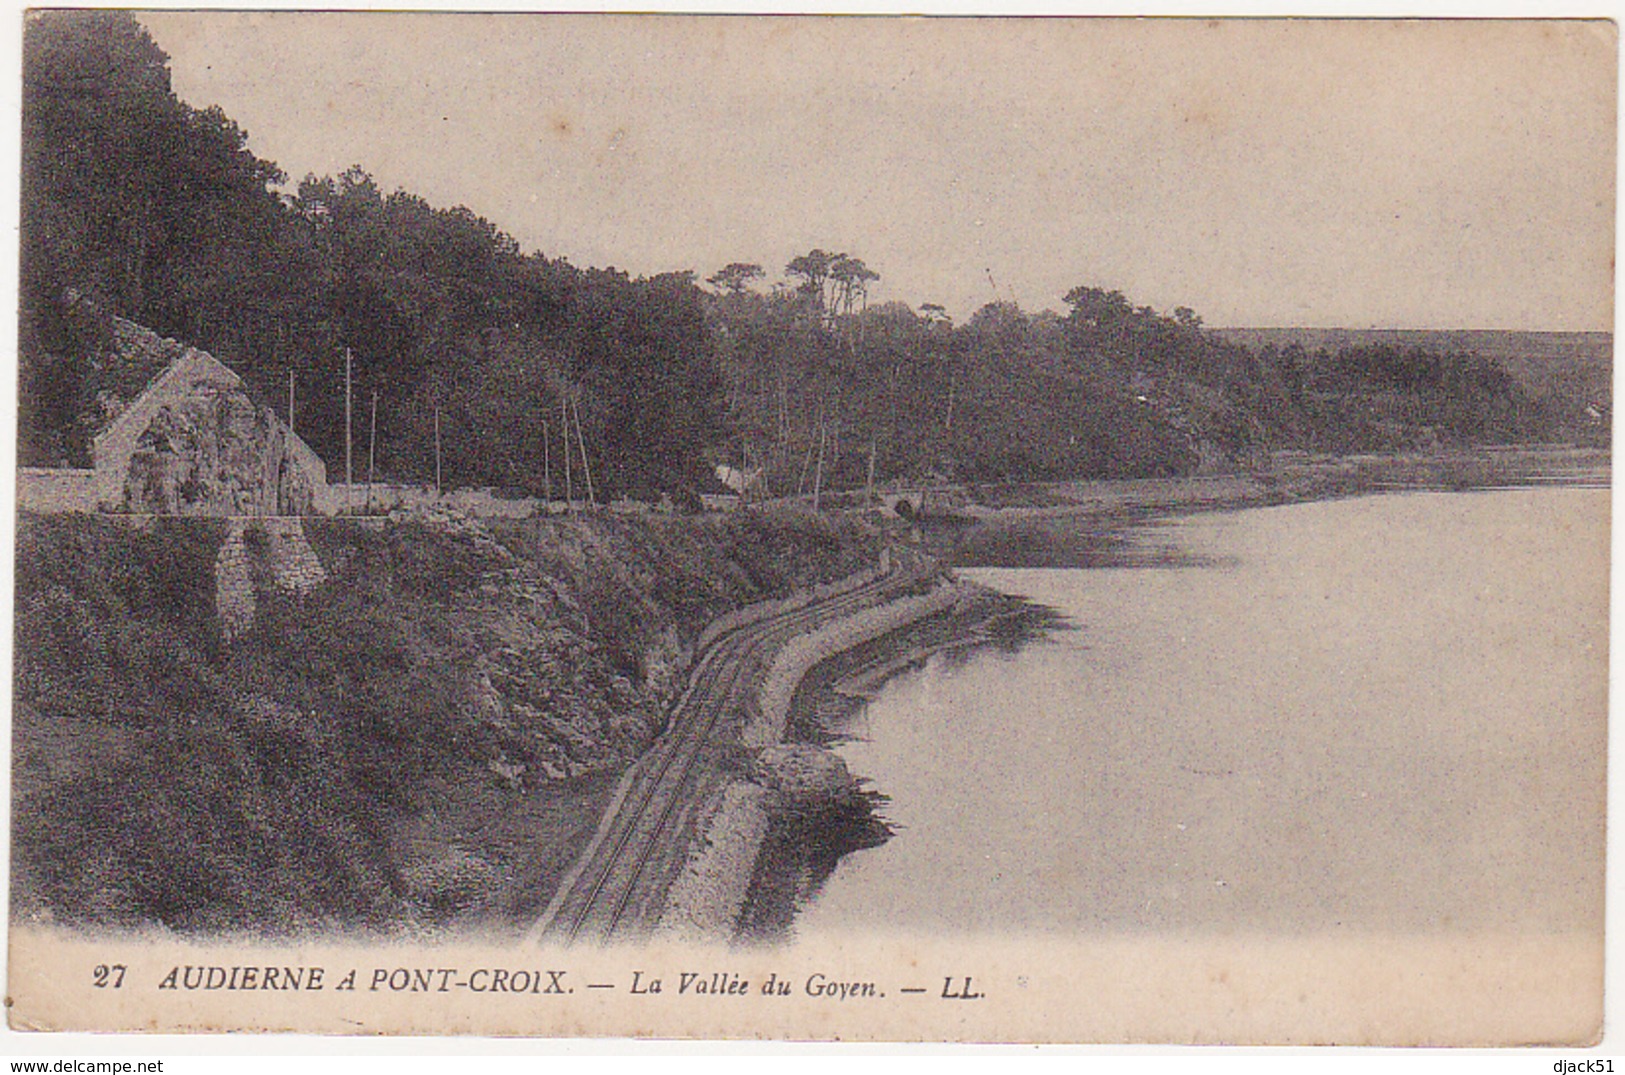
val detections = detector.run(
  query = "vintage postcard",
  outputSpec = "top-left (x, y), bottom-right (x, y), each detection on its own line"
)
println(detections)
top-left (6, 11), bottom-right (1614, 1045)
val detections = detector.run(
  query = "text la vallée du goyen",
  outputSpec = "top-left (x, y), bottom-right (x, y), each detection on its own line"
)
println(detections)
top-left (104, 961), bottom-right (989, 1004)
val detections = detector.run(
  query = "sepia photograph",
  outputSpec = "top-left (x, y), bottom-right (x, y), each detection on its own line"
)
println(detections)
top-left (3, 8), bottom-right (1615, 1048)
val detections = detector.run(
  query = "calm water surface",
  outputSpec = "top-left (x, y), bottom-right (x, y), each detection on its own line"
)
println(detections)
top-left (796, 489), bottom-right (1608, 937)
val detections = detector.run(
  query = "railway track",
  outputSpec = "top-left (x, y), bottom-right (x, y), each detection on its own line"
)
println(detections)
top-left (535, 565), bottom-right (921, 945)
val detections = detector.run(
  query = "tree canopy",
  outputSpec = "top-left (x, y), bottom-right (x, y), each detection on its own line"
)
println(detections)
top-left (20, 11), bottom-right (1562, 497)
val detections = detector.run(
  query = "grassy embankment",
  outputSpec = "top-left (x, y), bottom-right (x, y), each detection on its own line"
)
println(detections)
top-left (12, 507), bottom-right (882, 936)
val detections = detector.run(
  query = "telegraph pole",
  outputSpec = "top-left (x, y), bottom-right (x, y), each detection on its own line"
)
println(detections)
top-left (288, 368), bottom-right (295, 434)
top-left (572, 394), bottom-right (596, 508)
top-left (542, 419), bottom-right (551, 503)
top-left (344, 348), bottom-right (354, 509)
top-left (812, 418), bottom-right (827, 512)
top-left (562, 395), bottom-right (572, 512)
top-left (367, 390), bottom-right (378, 511)
top-left (434, 403), bottom-right (442, 498)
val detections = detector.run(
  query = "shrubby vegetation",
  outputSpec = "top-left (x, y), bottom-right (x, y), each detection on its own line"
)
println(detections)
top-left (21, 11), bottom-right (1569, 499)
top-left (11, 506), bottom-right (884, 931)
top-left (1274, 342), bottom-right (1554, 451)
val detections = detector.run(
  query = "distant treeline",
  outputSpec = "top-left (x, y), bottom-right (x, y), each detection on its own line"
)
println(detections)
top-left (20, 12), bottom-right (1577, 502)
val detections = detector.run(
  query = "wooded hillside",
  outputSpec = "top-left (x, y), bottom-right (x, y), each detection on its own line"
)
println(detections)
top-left (21, 11), bottom-right (1574, 501)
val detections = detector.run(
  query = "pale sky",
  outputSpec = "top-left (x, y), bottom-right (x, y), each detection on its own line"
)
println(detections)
top-left (141, 13), bottom-right (1617, 330)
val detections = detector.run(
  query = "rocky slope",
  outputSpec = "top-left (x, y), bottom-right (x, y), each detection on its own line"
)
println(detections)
top-left (11, 506), bottom-right (884, 934)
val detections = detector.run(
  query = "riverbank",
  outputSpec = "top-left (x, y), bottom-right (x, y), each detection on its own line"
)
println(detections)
top-left (959, 444), bottom-right (1607, 516)
top-left (931, 444), bottom-right (1608, 568)
top-left (654, 570), bottom-right (994, 941)
top-left (732, 582), bottom-right (1056, 943)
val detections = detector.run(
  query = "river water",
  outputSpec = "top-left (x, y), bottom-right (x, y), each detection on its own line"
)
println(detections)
top-left (795, 488), bottom-right (1608, 937)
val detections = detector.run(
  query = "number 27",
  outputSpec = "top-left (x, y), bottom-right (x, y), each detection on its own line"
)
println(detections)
top-left (92, 964), bottom-right (126, 988)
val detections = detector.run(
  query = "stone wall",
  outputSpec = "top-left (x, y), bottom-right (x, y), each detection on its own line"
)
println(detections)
top-left (324, 482), bottom-right (541, 519)
top-left (214, 520), bottom-right (256, 643)
top-left (17, 468), bottom-right (97, 513)
top-left (213, 516), bottom-right (327, 641)
top-left (658, 568), bottom-right (962, 938)
top-left (261, 517), bottom-right (326, 595)
top-left (746, 580), bottom-right (962, 749)
top-left (122, 386), bottom-right (317, 517)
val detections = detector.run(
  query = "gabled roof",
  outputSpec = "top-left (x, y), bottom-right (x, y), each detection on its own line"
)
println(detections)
top-left (85, 316), bottom-right (214, 440)
top-left (55, 294), bottom-right (323, 484)
top-left (89, 344), bottom-right (244, 456)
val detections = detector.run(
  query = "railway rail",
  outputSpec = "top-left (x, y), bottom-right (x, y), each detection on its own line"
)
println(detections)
top-left (535, 563), bottom-right (925, 945)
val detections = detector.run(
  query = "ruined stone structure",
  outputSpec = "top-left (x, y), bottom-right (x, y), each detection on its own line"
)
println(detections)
top-left (19, 313), bottom-right (329, 516)
top-left (92, 321), bottom-right (327, 515)
top-left (214, 516), bottom-right (329, 642)
top-left (213, 520), bottom-right (258, 642)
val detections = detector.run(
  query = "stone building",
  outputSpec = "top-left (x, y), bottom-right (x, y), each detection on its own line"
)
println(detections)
top-left (20, 314), bottom-right (329, 516)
